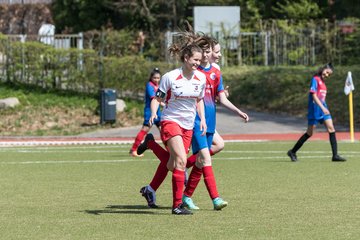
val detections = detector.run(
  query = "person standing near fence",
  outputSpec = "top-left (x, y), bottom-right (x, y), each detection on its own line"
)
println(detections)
top-left (129, 68), bottom-right (163, 157)
top-left (287, 63), bottom-right (346, 162)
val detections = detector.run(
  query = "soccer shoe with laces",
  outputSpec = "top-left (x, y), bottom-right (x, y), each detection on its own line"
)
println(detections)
top-left (287, 150), bottom-right (298, 162)
top-left (140, 186), bottom-right (158, 208)
top-left (182, 195), bottom-right (200, 210)
top-left (137, 133), bottom-right (155, 155)
top-left (172, 204), bottom-right (193, 215)
top-left (213, 197), bottom-right (228, 211)
top-left (332, 155), bottom-right (346, 162)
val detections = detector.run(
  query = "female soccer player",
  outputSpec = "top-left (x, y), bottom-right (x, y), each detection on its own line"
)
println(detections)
top-left (148, 41), bottom-right (207, 215)
top-left (129, 68), bottom-right (163, 157)
top-left (287, 63), bottom-right (346, 162)
top-left (138, 35), bottom-right (249, 211)
top-left (182, 37), bottom-right (249, 210)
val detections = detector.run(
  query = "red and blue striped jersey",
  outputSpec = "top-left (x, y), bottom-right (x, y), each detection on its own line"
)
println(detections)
top-left (194, 64), bottom-right (225, 133)
top-left (308, 75), bottom-right (329, 120)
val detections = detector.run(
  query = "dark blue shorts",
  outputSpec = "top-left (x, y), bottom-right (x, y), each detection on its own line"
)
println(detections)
top-left (308, 114), bottom-right (332, 125)
top-left (143, 118), bottom-right (160, 127)
top-left (191, 131), bottom-right (214, 154)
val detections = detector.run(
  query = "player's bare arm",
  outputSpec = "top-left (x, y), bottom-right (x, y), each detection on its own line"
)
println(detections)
top-left (149, 96), bottom-right (161, 126)
top-left (218, 91), bottom-right (249, 122)
top-left (196, 98), bottom-right (207, 135)
top-left (312, 93), bottom-right (330, 115)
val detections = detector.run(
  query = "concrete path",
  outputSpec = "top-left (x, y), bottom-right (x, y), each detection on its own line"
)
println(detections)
top-left (78, 106), bottom-right (347, 139)
top-left (0, 106), bottom-right (355, 146)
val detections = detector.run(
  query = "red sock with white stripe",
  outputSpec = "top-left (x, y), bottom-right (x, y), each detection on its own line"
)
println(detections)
top-left (172, 169), bottom-right (185, 208)
top-left (203, 166), bottom-right (219, 199)
top-left (131, 130), bottom-right (147, 151)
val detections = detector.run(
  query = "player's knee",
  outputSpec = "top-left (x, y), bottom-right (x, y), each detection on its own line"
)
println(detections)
top-left (174, 157), bottom-right (187, 170)
top-left (211, 142), bottom-right (225, 154)
top-left (327, 127), bottom-right (335, 133)
top-left (195, 154), bottom-right (213, 168)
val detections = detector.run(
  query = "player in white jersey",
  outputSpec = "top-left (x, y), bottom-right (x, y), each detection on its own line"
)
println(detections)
top-left (157, 68), bottom-right (205, 130)
top-left (149, 43), bottom-right (207, 215)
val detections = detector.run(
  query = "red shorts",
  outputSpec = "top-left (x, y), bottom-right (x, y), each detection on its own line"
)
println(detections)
top-left (160, 120), bottom-right (193, 154)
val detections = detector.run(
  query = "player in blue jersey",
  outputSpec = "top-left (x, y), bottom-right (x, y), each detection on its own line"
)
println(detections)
top-left (129, 68), bottom-right (163, 157)
top-left (182, 36), bottom-right (249, 210)
top-left (287, 63), bottom-right (346, 162)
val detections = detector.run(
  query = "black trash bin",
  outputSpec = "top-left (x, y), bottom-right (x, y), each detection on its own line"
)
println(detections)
top-left (100, 88), bottom-right (117, 124)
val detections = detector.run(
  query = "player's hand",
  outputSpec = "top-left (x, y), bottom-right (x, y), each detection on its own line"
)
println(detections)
top-left (149, 114), bottom-right (157, 126)
top-left (200, 119), bottom-right (207, 136)
top-left (323, 109), bottom-right (330, 115)
top-left (240, 112), bottom-right (249, 123)
top-left (224, 86), bottom-right (230, 98)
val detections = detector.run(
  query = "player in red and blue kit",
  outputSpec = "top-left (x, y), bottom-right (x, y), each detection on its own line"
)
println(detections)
top-left (129, 68), bottom-right (163, 157)
top-left (287, 63), bottom-right (346, 162)
top-left (182, 38), bottom-right (249, 210)
top-left (182, 61), bottom-right (227, 210)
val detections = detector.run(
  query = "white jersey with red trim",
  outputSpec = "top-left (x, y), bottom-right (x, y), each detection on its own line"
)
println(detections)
top-left (159, 68), bottom-right (206, 130)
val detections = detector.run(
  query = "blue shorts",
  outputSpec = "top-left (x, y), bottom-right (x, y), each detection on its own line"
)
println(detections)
top-left (143, 108), bottom-right (161, 127)
top-left (308, 114), bottom-right (332, 126)
top-left (143, 118), bottom-right (160, 127)
top-left (191, 131), bottom-right (214, 154)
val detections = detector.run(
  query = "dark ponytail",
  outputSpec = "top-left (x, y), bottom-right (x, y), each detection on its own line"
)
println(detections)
top-left (148, 68), bottom-right (161, 81)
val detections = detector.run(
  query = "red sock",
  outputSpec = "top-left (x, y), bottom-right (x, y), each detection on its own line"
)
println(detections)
top-left (130, 130), bottom-right (147, 151)
top-left (203, 166), bottom-right (219, 199)
top-left (149, 161), bottom-right (168, 191)
top-left (148, 140), bottom-right (169, 163)
top-left (172, 169), bottom-right (185, 208)
top-left (186, 154), bottom-right (196, 168)
top-left (184, 165), bottom-right (202, 197)
top-left (209, 149), bottom-right (215, 156)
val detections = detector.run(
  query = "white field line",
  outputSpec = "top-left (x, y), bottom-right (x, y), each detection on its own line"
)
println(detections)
top-left (0, 139), bottom-right (355, 147)
top-left (0, 145), bottom-right (130, 151)
top-left (0, 140), bottom-right (134, 147)
top-left (1, 154), bottom-right (359, 165)
top-left (0, 148), bottom-right (359, 155)
top-left (0, 139), bottom-right (272, 147)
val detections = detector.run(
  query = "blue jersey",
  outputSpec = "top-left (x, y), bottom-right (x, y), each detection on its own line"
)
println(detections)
top-left (144, 81), bottom-right (161, 124)
top-left (307, 75), bottom-right (329, 121)
top-left (194, 64), bottom-right (224, 133)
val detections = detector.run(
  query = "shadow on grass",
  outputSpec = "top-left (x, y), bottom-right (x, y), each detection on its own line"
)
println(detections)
top-left (83, 204), bottom-right (171, 215)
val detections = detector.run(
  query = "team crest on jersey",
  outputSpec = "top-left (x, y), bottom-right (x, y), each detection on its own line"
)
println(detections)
top-left (210, 72), bottom-right (216, 80)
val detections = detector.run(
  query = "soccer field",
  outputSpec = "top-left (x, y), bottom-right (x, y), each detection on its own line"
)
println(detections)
top-left (0, 141), bottom-right (359, 240)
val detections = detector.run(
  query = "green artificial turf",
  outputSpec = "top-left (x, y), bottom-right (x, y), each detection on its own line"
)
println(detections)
top-left (0, 140), bottom-right (359, 240)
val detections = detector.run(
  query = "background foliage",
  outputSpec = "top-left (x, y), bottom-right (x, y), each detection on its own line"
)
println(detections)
top-left (223, 65), bottom-right (360, 128)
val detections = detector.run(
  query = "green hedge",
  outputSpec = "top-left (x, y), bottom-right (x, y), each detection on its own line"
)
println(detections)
top-left (222, 65), bottom-right (360, 128)
top-left (0, 34), bottom-right (174, 97)
top-left (1, 34), bottom-right (358, 128)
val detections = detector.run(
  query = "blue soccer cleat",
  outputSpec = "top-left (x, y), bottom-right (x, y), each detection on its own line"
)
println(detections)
top-left (213, 197), bottom-right (228, 210)
top-left (182, 195), bottom-right (200, 210)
